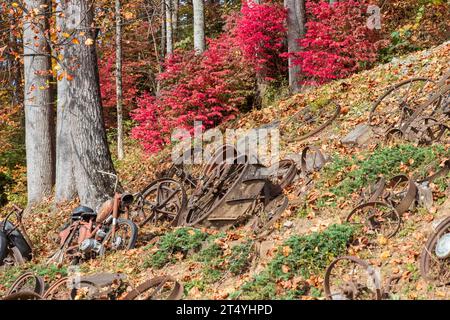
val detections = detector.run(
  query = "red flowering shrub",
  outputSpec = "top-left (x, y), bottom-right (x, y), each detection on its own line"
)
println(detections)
top-left (131, 16), bottom-right (254, 153)
top-left (236, 0), bottom-right (287, 80)
top-left (293, 0), bottom-right (384, 84)
top-left (98, 52), bottom-right (140, 127)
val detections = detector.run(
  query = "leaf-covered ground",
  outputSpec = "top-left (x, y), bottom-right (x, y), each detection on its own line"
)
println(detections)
top-left (1, 42), bottom-right (449, 299)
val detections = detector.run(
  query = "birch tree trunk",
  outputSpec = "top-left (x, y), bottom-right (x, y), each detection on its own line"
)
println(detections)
top-left (55, 0), bottom-right (76, 203)
top-left (193, 0), bottom-right (205, 54)
top-left (64, 0), bottom-right (116, 209)
top-left (284, 0), bottom-right (306, 93)
top-left (165, 0), bottom-right (173, 55)
top-left (116, 0), bottom-right (124, 160)
top-left (23, 0), bottom-right (55, 205)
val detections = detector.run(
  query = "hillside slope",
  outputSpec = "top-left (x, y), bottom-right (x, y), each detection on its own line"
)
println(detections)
top-left (1, 41), bottom-right (449, 300)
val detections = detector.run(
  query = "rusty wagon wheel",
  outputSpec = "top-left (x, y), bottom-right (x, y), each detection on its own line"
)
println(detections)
top-left (135, 178), bottom-right (187, 227)
top-left (6, 272), bottom-right (45, 296)
top-left (285, 101), bottom-right (341, 143)
top-left (181, 153), bottom-right (250, 227)
top-left (2, 291), bottom-right (43, 300)
top-left (43, 277), bottom-right (74, 300)
top-left (382, 175), bottom-right (417, 215)
top-left (122, 276), bottom-right (183, 300)
top-left (369, 78), bottom-right (440, 135)
top-left (164, 147), bottom-right (204, 189)
top-left (420, 216), bottom-right (450, 286)
top-left (324, 256), bottom-right (382, 300)
top-left (346, 201), bottom-right (401, 239)
top-left (202, 144), bottom-right (239, 177)
top-left (266, 159), bottom-right (298, 190)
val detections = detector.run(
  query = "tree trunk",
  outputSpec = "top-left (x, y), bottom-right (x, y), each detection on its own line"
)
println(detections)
top-left (193, 0), bottom-right (205, 54)
top-left (23, 0), bottom-right (55, 205)
top-left (165, 0), bottom-right (173, 55)
top-left (160, 0), bottom-right (166, 60)
top-left (171, 0), bottom-right (178, 42)
top-left (55, 0), bottom-right (76, 203)
top-left (64, 0), bottom-right (116, 209)
top-left (116, 0), bottom-right (124, 160)
top-left (284, 0), bottom-right (306, 93)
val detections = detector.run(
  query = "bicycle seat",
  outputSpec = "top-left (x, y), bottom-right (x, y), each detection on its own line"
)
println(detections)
top-left (72, 206), bottom-right (97, 221)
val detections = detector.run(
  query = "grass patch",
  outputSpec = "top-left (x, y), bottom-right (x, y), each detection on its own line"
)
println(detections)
top-left (233, 223), bottom-right (355, 299)
top-left (145, 227), bottom-right (209, 269)
top-left (319, 144), bottom-right (447, 199)
top-left (0, 264), bottom-right (67, 294)
top-left (195, 235), bottom-right (253, 283)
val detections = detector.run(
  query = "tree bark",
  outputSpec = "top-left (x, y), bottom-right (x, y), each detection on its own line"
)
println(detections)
top-left (284, 0), bottom-right (306, 93)
top-left (193, 0), bottom-right (205, 54)
top-left (165, 0), bottom-right (173, 55)
top-left (64, 0), bottom-right (116, 209)
top-left (116, 0), bottom-right (124, 160)
top-left (160, 0), bottom-right (166, 60)
top-left (171, 0), bottom-right (178, 42)
top-left (55, 0), bottom-right (76, 203)
top-left (23, 0), bottom-right (55, 205)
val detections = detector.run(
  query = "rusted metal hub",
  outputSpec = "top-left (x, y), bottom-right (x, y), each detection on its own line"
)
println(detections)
top-left (435, 233), bottom-right (450, 259)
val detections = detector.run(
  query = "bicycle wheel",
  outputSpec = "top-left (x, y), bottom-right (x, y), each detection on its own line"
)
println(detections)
top-left (101, 219), bottom-right (138, 254)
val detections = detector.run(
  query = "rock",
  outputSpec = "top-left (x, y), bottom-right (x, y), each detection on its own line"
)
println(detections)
top-left (417, 183), bottom-right (434, 210)
top-left (286, 149), bottom-right (329, 171)
top-left (283, 220), bottom-right (294, 228)
top-left (341, 124), bottom-right (373, 146)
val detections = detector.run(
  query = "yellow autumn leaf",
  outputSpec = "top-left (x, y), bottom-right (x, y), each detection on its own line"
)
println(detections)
top-left (377, 235), bottom-right (388, 246)
top-left (380, 251), bottom-right (391, 260)
top-left (282, 246), bottom-right (292, 257)
top-left (72, 38), bottom-right (80, 45)
top-left (123, 11), bottom-right (134, 20)
top-left (62, 32), bottom-right (71, 38)
top-left (12, 2), bottom-right (19, 8)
